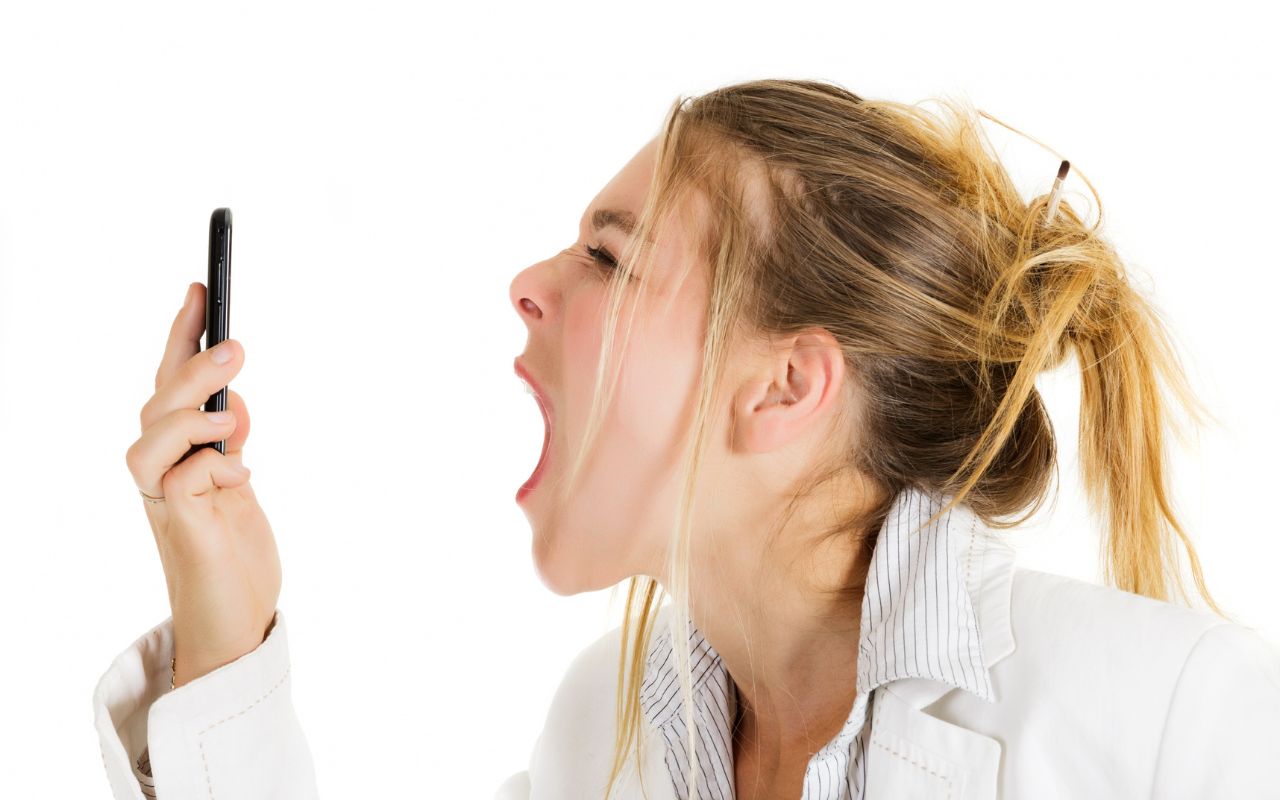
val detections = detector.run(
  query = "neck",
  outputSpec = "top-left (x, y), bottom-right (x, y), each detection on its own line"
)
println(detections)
top-left (686, 477), bottom-right (883, 751)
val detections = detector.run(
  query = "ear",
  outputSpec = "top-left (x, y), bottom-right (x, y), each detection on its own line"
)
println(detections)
top-left (733, 330), bottom-right (846, 454)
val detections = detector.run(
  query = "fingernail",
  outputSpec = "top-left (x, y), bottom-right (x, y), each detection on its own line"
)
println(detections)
top-left (207, 411), bottom-right (232, 423)
top-left (210, 342), bottom-right (234, 364)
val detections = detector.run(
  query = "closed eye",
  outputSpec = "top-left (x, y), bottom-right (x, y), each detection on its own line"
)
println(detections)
top-left (583, 243), bottom-right (618, 271)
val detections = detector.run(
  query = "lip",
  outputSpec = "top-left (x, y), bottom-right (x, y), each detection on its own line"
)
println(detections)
top-left (513, 357), bottom-right (554, 426)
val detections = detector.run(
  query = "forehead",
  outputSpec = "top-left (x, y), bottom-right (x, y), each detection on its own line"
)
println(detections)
top-left (581, 137), bottom-right (720, 252)
top-left (582, 135), bottom-right (776, 247)
top-left (580, 138), bottom-right (659, 232)
top-left (576, 136), bottom-right (779, 309)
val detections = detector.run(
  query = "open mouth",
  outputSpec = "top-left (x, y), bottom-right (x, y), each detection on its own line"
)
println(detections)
top-left (515, 359), bottom-right (554, 500)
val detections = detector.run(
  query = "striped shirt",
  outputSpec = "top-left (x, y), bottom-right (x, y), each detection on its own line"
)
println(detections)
top-left (133, 744), bottom-right (156, 798)
top-left (639, 484), bottom-right (994, 799)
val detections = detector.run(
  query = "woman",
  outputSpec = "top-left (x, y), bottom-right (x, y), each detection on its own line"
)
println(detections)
top-left (93, 79), bottom-right (1280, 799)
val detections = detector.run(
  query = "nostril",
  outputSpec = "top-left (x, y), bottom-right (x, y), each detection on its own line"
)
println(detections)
top-left (520, 297), bottom-right (541, 318)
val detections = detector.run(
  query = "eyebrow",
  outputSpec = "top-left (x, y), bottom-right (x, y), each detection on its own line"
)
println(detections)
top-left (592, 208), bottom-right (637, 236)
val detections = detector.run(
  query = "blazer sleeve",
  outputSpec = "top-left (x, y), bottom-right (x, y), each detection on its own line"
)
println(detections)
top-left (92, 607), bottom-right (319, 799)
top-left (493, 769), bottom-right (532, 799)
top-left (1149, 621), bottom-right (1280, 798)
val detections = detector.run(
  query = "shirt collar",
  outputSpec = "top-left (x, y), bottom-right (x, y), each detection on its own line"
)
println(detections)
top-left (856, 484), bottom-right (993, 701)
top-left (640, 484), bottom-right (1003, 735)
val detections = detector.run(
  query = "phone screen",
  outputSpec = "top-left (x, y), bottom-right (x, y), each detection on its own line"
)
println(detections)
top-left (203, 207), bottom-right (232, 454)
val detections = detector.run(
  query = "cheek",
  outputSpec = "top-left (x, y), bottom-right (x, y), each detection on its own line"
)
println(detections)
top-left (564, 289), bottom-right (605, 374)
top-left (563, 290), bottom-right (607, 431)
top-left (618, 321), bottom-right (701, 457)
top-left (543, 287), bottom-right (703, 589)
top-left (626, 288), bottom-right (707, 454)
top-left (564, 287), bottom-right (702, 468)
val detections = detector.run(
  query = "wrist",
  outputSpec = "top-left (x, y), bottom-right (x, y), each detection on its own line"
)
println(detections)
top-left (170, 626), bottom-right (271, 690)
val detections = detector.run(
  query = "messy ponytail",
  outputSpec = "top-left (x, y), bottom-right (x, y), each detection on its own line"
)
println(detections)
top-left (953, 113), bottom-right (1227, 609)
top-left (564, 80), bottom-right (1229, 799)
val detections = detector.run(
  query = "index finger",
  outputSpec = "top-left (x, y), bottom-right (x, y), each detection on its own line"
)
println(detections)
top-left (155, 282), bottom-right (206, 393)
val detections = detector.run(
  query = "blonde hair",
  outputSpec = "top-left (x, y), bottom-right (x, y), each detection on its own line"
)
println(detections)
top-left (547, 79), bottom-right (1231, 798)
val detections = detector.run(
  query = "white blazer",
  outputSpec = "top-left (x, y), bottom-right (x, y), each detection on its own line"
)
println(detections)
top-left (94, 514), bottom-right (1280, 799)
top-left (500, 523), bottom-right (1280, 799)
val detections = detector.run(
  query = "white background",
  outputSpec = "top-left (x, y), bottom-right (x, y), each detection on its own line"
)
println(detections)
top-left (1, 1), bottom-right (1276, 796)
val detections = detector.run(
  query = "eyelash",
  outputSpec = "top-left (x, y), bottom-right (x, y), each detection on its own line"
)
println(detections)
top-left (583, 243), bottom-right (618, 272)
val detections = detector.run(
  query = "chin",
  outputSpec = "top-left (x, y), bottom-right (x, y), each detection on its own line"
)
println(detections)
top-left (531, 538), bottom-right (586, 596)
top-left (532, 561), bottom-right (596, 597)
top-left (531, 538), bottom-right (626, 597)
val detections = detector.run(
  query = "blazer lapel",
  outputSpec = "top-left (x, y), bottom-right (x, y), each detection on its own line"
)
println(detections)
top-left (864, 519), bottom-right (1018, 800)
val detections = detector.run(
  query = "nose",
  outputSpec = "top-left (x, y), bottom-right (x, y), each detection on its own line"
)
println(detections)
top-left (509, 264), bottom-right (547, 323)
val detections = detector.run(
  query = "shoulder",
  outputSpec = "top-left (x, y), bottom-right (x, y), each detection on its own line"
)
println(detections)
top-left (543, 618), bottom-right (630, 731)
top-left (541, 604), bottom-right (676, 715)
top-left (1008, 566), bottom-right (1243, 656)
top-left (525, 612), bottom-right (643, 791)
top-left (1006, 567), bottom-right (1280, 793)
top-left (1001, 565), bottom-right (1278, 721)
top-left (1150, 614), bottom-right (1280, 794)
top-left (923, 566), bottom-right (1280, 794)
top-left (549, 604), bottom-right (674, 694)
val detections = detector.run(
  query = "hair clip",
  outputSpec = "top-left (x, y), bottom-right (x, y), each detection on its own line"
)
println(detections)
top-left (1043, 159), bottom-right (1070, 226)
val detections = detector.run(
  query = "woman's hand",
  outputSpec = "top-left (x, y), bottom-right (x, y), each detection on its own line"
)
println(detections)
top-left (125, 281), bottom-right (281, 688)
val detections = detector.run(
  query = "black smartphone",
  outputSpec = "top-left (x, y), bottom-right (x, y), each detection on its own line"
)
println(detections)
top-left (202, 207), bottom-right (233, 454)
